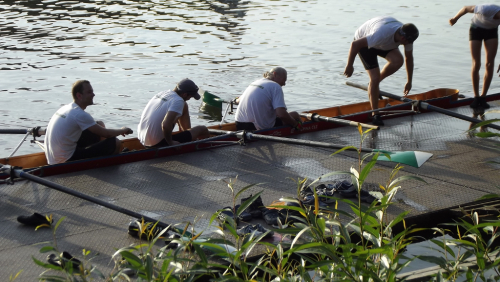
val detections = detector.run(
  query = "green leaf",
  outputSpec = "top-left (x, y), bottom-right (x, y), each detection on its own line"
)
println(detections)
top-left (235, 183), bottom-right (264, 202)
top-left (469, 118), bottom-right (500, 131)
top-left (53, 216), bottom-right (66, 233)
top-left (417, 255), bottom-right (448, 269)
top-left (237, 191), bottom-right (263, 217)
top-left (39, 246), bottom-right (56, 253)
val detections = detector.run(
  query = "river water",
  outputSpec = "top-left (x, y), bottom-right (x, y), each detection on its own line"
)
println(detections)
top-left (1, 0), bottom-right (498, 156)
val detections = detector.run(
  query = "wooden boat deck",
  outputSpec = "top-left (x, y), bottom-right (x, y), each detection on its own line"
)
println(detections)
top-left (1, 100), bottom-right (500, 280)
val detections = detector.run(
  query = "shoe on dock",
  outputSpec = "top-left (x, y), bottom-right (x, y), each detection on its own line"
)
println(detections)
top-left (17, 213), bottom-right (52, 227)
top-left (47, 251), bottom-right (82, 270)
top-left (128, 220), bottom-right (167, 240)
top-left (237, 223), bottom-right (274, 237)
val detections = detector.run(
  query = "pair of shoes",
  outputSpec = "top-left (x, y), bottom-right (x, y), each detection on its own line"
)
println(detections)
top-left (479, 96), bottom-right (490, 109)
top-left (128, 220), bottom-right (168, 240)
top-left (372, 114), bottom-right (384, 126)
top-left (217, 207), bottom-right (244, 226)
top-left (47, 251), bottom-right (82, 270)
top-left (237, 223), bottom-right (274, 237)
top-left (241, 194), bottom-right (265, 218)
top-left (17, 213), bottom-right (52, 227)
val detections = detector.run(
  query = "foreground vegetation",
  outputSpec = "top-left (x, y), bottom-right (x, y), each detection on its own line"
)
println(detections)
top-left (17, 124), bottom-right (500, 281)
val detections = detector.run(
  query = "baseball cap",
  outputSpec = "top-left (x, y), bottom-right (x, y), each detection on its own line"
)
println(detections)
top-left (176, 78), bottom-right (201, 100)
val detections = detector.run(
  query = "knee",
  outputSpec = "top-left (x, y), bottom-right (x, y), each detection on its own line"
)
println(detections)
top-left (96, 120), bottom-right (105, 127)
top-left (485, 61), bottom-right (495, 71)
top-left (472, 61), bottom-right (481, 72)
top-left (289, 111), bottom-right (300, 120)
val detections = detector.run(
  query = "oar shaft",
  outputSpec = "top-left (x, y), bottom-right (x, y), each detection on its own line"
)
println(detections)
top-left (0, 129), bottom-right (28, 134)
top-left (300, 113), bottom-right (379, 130)
top-left (346, 81), bottom-right (500, 131)
top-left (3, 165), bottom-right (188, 235)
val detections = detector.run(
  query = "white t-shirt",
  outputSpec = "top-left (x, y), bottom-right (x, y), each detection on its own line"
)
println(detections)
top-left (472, 4), bottom-right (500, 29)
top-left (355, 16), bottom-right (413, 51)
top-left (44, 103), bottom-right (96, 164)
top-left (235, 78), bottom-right (287, 130)
top-left (138, 90), bottom-right (185, 146)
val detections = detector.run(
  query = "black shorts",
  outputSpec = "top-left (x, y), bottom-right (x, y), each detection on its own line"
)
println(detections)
top-left (358, 47), bottom-right (393, 70)
top-left (235, 118), bottom-right (284, 131)
top-left (68, 129), bottom-right (117, 162)
top-left (470, 24), bottom-right (498, 41)
top-left (149, 131), bottom-right (193, 148)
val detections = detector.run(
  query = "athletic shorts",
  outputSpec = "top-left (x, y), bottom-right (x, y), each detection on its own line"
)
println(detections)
top-left (149, 131), bottom-right (193, 148)
top-left (358, 47), bottom-right (393, 70)
top-left (235, 118), bottom-right (284, 131)
top-left (470, 24), bottom-right (498, 41)
top-left (68, 129), bottom-right (117, 162)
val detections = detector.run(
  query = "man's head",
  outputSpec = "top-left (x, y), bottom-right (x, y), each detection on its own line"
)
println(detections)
top-left (399, 23), bottom-right (419, 44)
top-left (174, 78), bottom-right (201, 101)
top-left (263, 67), bottom-right (287, 87)
top-left (72, 80), bottom-right (94, 107)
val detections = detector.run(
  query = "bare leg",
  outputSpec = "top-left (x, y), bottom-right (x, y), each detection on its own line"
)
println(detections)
top-left (470, 40), bottom-right (482, 97)
top-left (481, 38), bottom-right (498, 96)
top-left (366, 68), bottom-right (381, 114)
top-left (380, 49), bottom-right (404, 81)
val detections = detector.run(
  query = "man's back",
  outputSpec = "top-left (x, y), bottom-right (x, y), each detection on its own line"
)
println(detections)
top-left (138, 90), bottom-right (185, 146)
top-left (235, 78), bottom-right (287, 130)
top-left (45, 103), bottom-right (96, 164)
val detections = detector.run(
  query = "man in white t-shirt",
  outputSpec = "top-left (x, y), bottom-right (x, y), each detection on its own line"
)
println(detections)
top-left (344, 16), bottom-right (419, 126)
top-left (235, 67), bottom-right (302, 131)
top-left (450, 4), bottom-right (500, 109)
top-left (138, 78), bottom-right (209, 147)
top-left (44, 80), bottom-right (133, 164)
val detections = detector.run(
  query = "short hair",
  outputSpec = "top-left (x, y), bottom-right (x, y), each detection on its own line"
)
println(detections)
top-left (72, 80), bottom-right (90, 100)
top-left (401, 23), bottom-right (419, 43)
top-left (263, 67), bottom-right (287, 79)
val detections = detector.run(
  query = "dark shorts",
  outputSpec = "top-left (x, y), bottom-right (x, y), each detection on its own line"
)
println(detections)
top-left (470, 24), bottom-right (498, 41)
top-left (358, 47), bottom-right (393, 70)
top-left (68, 129), bottom-right (117, 162)
top-left (235, 118), bottom-right (284, 131)
top-left (149, 131), bottom-right (192, 148)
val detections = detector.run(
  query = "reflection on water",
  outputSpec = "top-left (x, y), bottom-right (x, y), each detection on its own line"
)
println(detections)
top-left (2, 0), bottom-right (500, 156)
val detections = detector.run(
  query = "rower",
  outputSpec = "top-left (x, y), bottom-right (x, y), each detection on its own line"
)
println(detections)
top-left (449, 4), bottom-right (500, 109)
top-left (234, 67), bottom-right (302, 131)
top-left (44, 80), bottom-right (133, 165)
top-left (137, 78), bottom-right (210, 148)
top-left (344, 16), bottom-right (419, 126)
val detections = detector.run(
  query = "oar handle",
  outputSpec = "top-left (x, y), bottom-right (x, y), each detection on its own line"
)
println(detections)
top-left (300, 113), bottom-right (379, 130)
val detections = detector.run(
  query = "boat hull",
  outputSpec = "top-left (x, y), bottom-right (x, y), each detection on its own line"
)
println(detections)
top-left (2, 88), bottom-right (494, 180)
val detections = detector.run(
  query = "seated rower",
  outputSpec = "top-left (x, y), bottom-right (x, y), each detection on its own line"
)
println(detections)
top-left (44, 80), bottom-right (133, 165)
top-left (235, 67), bottom-right (302, 131)
top-left (137, 78), bottom-right (210, 148)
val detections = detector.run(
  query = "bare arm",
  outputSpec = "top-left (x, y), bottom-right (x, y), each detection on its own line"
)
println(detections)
top-left (161, 111), bottom-right (180, 146)
top-left (276, 107), bottom-right (299, 127)
top-left (344, 37), bottom-right (369, 77)
top-left (176, 102), bottom-right (191, 131)
top-left (449, 5), bottom-right (475, 26)
top-left (404, 49), bottom-right (414, 95)
top-left (87, 123), bottom-right (132, 138)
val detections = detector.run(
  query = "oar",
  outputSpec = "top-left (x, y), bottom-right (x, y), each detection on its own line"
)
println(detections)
top-left (208, 129), bottom-right (432, 168)
top-left (0, 127), bottom-right (45, 135)
top-left (0, 164), bottom-right (192, 237)
top-left (299, 112), bottom-right (379, 130)
top-left (346, 82), bottom-right (500, 131)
